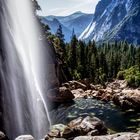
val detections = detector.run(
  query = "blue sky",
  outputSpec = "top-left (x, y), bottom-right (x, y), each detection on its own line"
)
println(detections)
top-left (37, 0), bottom-right (100, 16)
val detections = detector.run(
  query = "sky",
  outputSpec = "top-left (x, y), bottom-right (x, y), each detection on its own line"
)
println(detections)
top-left (37, 0), bottom-right (100, 16)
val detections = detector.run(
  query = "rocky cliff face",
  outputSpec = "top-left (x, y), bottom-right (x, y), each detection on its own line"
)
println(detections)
top-left (79, 0), bottom-right (140, 45)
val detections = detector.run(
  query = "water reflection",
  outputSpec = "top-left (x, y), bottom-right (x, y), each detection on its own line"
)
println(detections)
top-left (50, 98), bottom-right (140, 133)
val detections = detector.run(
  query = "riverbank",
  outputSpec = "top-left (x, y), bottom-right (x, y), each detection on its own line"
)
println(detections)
top-left (1, 79), bottom-right (140, 140)
top-left (59, 79), bottom-right (140, 110)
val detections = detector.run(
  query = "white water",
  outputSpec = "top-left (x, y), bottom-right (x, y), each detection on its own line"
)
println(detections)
top-left (0, 0), bottom-right (52, 139)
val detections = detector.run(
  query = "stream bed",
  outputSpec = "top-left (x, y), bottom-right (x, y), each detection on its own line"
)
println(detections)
top-left (50, 98), bottom-right (140, 133)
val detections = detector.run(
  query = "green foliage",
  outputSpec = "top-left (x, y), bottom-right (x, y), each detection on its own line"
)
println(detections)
top-left (72, 70), bottom-right (81, 80)
top-left (40, 19), bottom-right (140, 87)
top-left (117, 66), bottom-right (140, 87)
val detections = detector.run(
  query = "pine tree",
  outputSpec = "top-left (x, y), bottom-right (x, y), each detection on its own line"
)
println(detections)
top-left (55, 24), bottom-right (65, 51)
top-left (77, 40), bottom-right (86, 78)
top-left (69, 32), bottom-right (78, 72)
top-left (136, 46), bottom-right (140, 71)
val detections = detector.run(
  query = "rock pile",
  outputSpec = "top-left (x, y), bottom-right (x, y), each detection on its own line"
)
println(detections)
top-left (45, 116), bottom-right (107, 140)
top-left (60, 80), bottom-right (140, 110)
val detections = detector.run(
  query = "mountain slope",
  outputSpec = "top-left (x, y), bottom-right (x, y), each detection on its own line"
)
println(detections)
top-left (41, 18), bottom-right (71, 41)
top-left (41, 12), bottom-right (93, 42)
top-left (80, 0), bottom-right (140, 45)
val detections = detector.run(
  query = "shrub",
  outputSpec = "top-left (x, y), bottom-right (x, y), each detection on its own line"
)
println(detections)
top-left (117, 66), bottom-right (140, 88)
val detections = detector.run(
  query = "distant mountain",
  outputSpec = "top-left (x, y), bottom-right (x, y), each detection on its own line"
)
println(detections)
top-left (41, 18), bottom-right (71, 41)
top-left (41, 11), bottom-right (93, 42)
top-left (79, 0), bottom-right (140, 45)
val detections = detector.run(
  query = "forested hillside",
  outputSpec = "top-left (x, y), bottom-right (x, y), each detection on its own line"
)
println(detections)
top-left (42, 23), bottom-right (140, 87)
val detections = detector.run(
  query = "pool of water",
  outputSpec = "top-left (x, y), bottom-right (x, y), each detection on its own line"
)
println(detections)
top-left (50, 98), bottom-right (140, 133)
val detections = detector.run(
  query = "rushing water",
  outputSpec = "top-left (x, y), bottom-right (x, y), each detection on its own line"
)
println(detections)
top-left (51, 98), bottom-right (140, 133)
top-left (0, 0), bottom-right (52, 139)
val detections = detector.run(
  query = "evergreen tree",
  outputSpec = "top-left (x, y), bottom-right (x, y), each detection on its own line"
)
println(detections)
top-left (69, 31), bottom-right (78, 73)
top-left (136, 46), bottom-right (140, 71)
top-left (55, 24), bottom-right (65, 51)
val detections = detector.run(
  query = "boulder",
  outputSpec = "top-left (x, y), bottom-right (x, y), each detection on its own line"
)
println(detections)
top-left (68, 116), bottom-right (107, 136)
top-left (112, 89), bottom-right (140, 110)
top-left (78, 78), bottom-right (91, 89)
top-left (0, 132), bottom-right (8, 140)
top-left (101, 93), bottom-right (111, 102)
top-left (45, 124), bottom-right (73, 140)
top-left (85, 90), bottom-right (92, 95)
top-left (73, 132), bottom-right (140, 140)
top-left (91, 91), bottom-right (100, 98)
top-left (59, 87), bottom-right (74, 99)
top-left (15, 135), bottom-right (34, 140)
top-left (90, 84), bottom-right (96, 90)
top-left (71, 89), bottom-right (85, 98)
top-left (47, 87), bottom-right (74, 103)
top-left (73, 81), bottom-right (87, 90)
top-left (105, 87), bottom-right (113, 94)
top-left (45, 116), bottom-right (107, 140)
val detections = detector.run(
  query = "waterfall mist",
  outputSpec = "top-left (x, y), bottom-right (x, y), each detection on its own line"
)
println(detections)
top-left (0, 0), bottom-right (53, 139)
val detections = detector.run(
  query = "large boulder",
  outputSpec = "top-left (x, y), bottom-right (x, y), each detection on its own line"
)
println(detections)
top-left (68, 116), bottom-right (107, 136)
top-left (15, 135), bottom-right (34, 140)
top-left (45, 116), bottom-right (107, 140)
top-left (74, 132), bottom-right (140, 140)
top-left (112, 89), bottom-right (140, 110)
top-left (45, 124), bottom-right (73, 140)
top-left (47, 87), bottom-right (74, 103)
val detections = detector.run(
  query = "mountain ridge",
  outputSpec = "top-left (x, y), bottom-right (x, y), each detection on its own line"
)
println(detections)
top-left (41, 11), bottom-right (93, 42)
top-left (80, 0), bottom-right (140, 45)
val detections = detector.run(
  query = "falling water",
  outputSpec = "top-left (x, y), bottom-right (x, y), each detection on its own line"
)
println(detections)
top-left (0, 0), bottom-right (53, 139)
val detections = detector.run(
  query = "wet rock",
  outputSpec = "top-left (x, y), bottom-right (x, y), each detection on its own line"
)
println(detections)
top-left (45, 116), bottom-right (107, 140)
top-left (0, 132), bottom-right (8, 140)
top-left (45, 124), bottom-right (73, 140)
top-left (68, 116), bottom-right (107, 136)
top-left (73, 132), bottom-right (140, 140)
top-left (15, 135), bottom-right (34, 140)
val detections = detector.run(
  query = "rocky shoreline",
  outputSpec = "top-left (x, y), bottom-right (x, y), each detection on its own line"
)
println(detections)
top-left (59, 79), bottom-right (140, 110)
top-left (1, 115), bottom-right (140, 140)
top-left (1, 79), bottom-right (140, 140)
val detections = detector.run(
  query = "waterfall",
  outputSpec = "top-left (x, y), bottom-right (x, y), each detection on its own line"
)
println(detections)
top-left (0, 0), bottom-right (53, 139)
